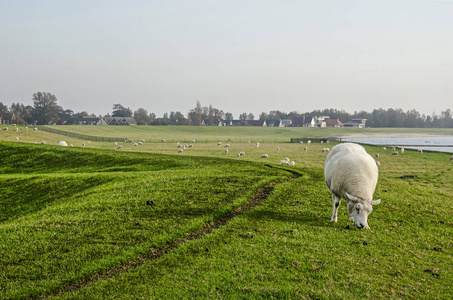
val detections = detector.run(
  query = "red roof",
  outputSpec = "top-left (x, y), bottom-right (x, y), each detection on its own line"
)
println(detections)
top-left (326, 119), bottom-right (343, 126)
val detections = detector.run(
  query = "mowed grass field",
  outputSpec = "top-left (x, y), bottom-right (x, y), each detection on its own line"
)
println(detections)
top-left (0, 125), bottom-right (452, 299)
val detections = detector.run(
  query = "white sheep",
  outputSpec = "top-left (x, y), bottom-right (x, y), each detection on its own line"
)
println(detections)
top-left (290, 161), bottom-right (295, 166)
top-left (161, 139), bottom-right (166, 143)
top-left (276, 147), bottom-right (280, 151)
top-left (307, 140), bottom-right (311, 144)
top-left (280, 157), bottom-right (290, 165)
top-left (417, 149), bottom-right (423, 154)
top-left (322, 148), bottom-right (330, 153)
top-left (117, 145), bottom-right (123, 149)
top-left (12, 124), bottom-right (16, 127)
top-left (15, 137), bottom-right (19, 141)
top-left (224, 144), bottom-right (230, 148)
top-left (375, 161), bottom-right (381, 167)
top-left (115, 142), bottom-right (118, 146)
top-left (15, 127), bottom-right (18, 131)
top-left (260, 154), bottom-right (269, 158)
top-left (375, 153), bottom-right (379, 158)
top-left (40, 141), bottom-right (46, 144)
top-left (450, 155), bottom-right (453, 161)
top-left (382, 147), bottom-right (386, 150)
top-left (34, 127), bottom-right (38, 131)
top-left (82, 143), bottom-right (85, 147)
top-left (225, 149), bottom-right (229, 154)
top-left (324, 143), bottom-right (381, 229)
top-left (58, 141), bottom-right (68, 147)
top-left (138, 142), bottom-right (143, 145)
top-left (191, 140), bottom-right (196, 143)
top-left (25, 126), bottom-right (28, 130)
top-left (256, 142), bottom-right (260, 148)
top-left (70, 144), bottom-right (74, 147)
top-left (239, 151), bottom-right (245, 156)
top-left (304, 147), bottom-right (308, 151)
top-left (217, 142), bottom-right (222, 146)
top-left (391, 151), bottom-right (398, 156)
top-left (178, 149), bottom-right (183, 153)
top-left (300, 141), bottom-right (304, 144)
top-left (401, 148), bottom-right (404, 153)
top-left (188, 144), bottom-right (193, 148)
top-left (321, 141), bottom-right (324, 144)
top-left (3, 127), bottom-right (8, 131)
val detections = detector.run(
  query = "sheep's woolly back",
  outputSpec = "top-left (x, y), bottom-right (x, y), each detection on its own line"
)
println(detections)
top-left (324, 143), bottom-right (378, 202)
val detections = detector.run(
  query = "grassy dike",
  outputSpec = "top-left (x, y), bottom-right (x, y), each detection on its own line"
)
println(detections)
top-left (0, 126), bottom-right (452, 299)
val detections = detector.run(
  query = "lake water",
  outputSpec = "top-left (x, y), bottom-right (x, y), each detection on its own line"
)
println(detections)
top-left (339, 136), bottom-right (453, 153)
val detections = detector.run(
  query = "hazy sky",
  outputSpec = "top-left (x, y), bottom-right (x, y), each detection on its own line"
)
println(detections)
top-left (1, 0), bottom-right (452, 118)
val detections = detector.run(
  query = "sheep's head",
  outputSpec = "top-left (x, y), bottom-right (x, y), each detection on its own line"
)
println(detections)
top-left (346, 193), bottom-right (381, 229)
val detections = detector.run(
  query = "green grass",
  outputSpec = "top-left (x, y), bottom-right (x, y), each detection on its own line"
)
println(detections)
top-left (0, 127), bottom-right (452, 299)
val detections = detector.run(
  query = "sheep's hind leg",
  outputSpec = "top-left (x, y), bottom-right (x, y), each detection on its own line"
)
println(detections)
top-left (331, 194), bottom-right (340, 222)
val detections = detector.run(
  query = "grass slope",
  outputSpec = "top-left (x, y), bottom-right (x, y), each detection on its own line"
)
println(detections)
top-left (0, 142), bottom-right (291, 299)
top-left (1, 127), bottom-right (452, 299)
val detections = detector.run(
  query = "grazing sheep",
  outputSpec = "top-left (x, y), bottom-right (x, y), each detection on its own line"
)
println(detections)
top-left (321, 141), bottom-right (324, 144)
top-left (256, 142), bottom-right (260, 148)
top-left (260, 154), bottom-right (269, 158)
top-left (307, 140), bottom-right (311, 144)
top-left (70, 144), bottom-right (74, 147)
top-left (82, 143), bottom-right (86, 147)
top-left (217, 142), bottom-right (222, 146)
top-left (3, 127), bottom-right (8, 131)
top-left (161, 139), bottom-right (166, 143)
top-left (300, 141), bottom-right (304, 144)
top-left (237, 153), bottom-right (241, 157)
top-left (392, 147), bottom-right (396, 151)
top-left (304, 147), bottom-right (308, 151)
top-left (450, 155), bottom-right (453, 161)
top-left (117, 145), bottom-right (123, 149)
top-left (382, 147), bottom-right (386, 150)
top-left (58, 141), bottom-right (68, 147)
top-left (417, 149), bottom-right (423, 154)
top-left (326, 140), bottom-right (330, 144)
top-left (391, 152), bottom-right (398, 156)
top-left (178, 149), bottom-right (183, 153)
top-left (115, 142), bottom-right (118, 146)
top-left (140, 139), bottom-right (145, 143)
top-left (276, 147), bottom-right (280, 151)
top-left (375, 153), bottom-right (379, 158)
top-left (290, 161), bottom-right (295, 166)
top-left (15, 137), bottom-right (19, 141)
top-left (191, 140), bottom-right (196, 143)
top-left (280, 157), bottom-right (290, 165)
top-left (375, 161), bottom-right (381, 167)
top-left (25, 126), bottom-right (28, 130)
top-left (248, 141), bottom-right (251, 144)
top-left (87, 141), bottom-right (91, 144)
top-left (224, 144), bottom-right (230, 148)
top-left (324, 143), bottom-right (381, 229)
top-left (322, 148), bottom-right (330, 153)
top-left (40, 141), bottom-right (46, 144)
top-left (138, 142), bottom-right (143, 145)
top-left (239, 151), bottom-right (245, 157)
top-left (12, 124), bottom-right (16, 127)
top-left (401, 148), bottom-right (405, 153)
top-left (188, 144), bottom-right (193, 148)
top-left (225, 149), bottom-right (229, 154)
top-left (15, 127), bottom-right (18, 131)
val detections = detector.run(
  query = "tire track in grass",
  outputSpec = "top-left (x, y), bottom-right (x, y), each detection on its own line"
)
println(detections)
top-left (35, 168), bottom-right (300, 300)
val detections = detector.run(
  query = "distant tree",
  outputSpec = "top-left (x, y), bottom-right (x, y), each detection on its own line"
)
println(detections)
top-left (32, 92), bottom-right (61, 124)
top-left (10, 102), bottom-right (33, 125)
top-left (149, 112), bottom-right (156, 121)
top-left (112, 104), bottom-right (133, 117)
top-left (188, 101), bottom-right (203, 125)
top-left (247, 113), bottom-right (255, 120)
top-left (58, 109), bottom-right (75, 125)
top-left (239, 113), bottom-right (248, 121)
top-left (224, 112), bottom-right (233, 120)
top-left (134, 108), bottom-right (151, 125)
top-left (259, 112), bottom-right (268, 120)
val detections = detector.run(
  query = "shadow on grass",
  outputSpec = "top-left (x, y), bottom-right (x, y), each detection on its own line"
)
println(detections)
top-left (0, 176), bottom-right (114, 223)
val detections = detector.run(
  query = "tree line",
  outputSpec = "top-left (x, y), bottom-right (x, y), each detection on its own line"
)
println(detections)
top-left (1, 92), bottom-right (452, 128)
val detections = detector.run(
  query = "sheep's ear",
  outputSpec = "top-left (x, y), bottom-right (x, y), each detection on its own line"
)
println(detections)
top-left (345, 192), bottom-right (359, 202)
top-left (371, 199), bottom-right (381, 205)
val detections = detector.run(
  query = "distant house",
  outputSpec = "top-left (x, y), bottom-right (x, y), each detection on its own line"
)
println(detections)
top-left (77, 116), bottom-right (109, 125)
top-left (303, 117), bottom-right (316, 127)
top-left (291, 117), bottom-right (305, 127)
top-left (241, 120), bottom-right (267, 127)
top-left (281, 119), bottom-right (292, 127)
top-left (77, 116), bottom-right (137, 125)
top-left (343, 119), bottom-right (367, 128)
top-left (326, 119), bottom-right (343, 127)
top-left (105, 117), bottom-right (137, 125)
top-left (266, 120), bottom-right (283, 127)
